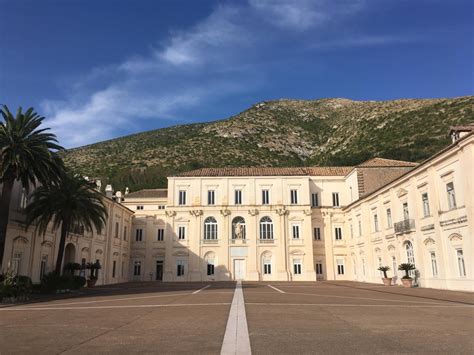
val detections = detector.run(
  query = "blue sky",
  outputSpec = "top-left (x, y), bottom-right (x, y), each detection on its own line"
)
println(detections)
top-left (1, 0), bottom-right (473, 147)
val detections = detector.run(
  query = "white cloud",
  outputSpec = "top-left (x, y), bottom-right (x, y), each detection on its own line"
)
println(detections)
top-left (42, 0), bottom-right (420, 148)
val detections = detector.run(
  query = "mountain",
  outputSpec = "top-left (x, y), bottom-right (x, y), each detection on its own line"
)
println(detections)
top-left (62, 96), bottom-right (474, 191)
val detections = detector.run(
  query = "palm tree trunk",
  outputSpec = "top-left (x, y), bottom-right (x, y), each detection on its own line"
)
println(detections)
top-left (55, 223), bottom-right (69, 275)
top-left (0, 179), bottom-right (14, 267)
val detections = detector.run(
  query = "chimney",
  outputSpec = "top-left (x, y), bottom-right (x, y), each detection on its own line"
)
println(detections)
top-left (95, 179), bottom-right (102, 192)
top-left (115, 191), bottom-right (122, 203)
top-left (105, 184), bottom-right (113, 199)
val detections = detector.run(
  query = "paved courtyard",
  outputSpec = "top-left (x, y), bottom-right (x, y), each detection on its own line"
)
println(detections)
top-left (0, 281), bottom-right (473, 354)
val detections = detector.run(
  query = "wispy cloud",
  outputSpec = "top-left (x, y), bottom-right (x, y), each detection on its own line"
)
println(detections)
top-left (42, 0), bottom-right (420, 147)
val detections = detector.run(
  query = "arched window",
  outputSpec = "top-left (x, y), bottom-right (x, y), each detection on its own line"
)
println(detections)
top-left (260, 216), bottom-right (273, 240)
top-left (204, 217), bottom-right (218, 240)
top-left (232, 217), bottom-right (246, 240)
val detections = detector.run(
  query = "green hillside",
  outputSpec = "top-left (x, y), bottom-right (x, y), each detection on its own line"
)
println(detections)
top-left (62, 96), bottom-right (474, 191)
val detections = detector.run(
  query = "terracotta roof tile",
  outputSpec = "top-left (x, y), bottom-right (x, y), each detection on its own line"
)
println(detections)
top-left (124, 189), bottom-right (168, 199)
top-left (174, 166), bottom-right (353, 177)
top-left (356, 158), bottom-right (418, 168)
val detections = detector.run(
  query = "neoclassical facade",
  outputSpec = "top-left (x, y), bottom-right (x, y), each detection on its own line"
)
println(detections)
top-left (122, 127), bottom-right (473, 291)
top-left (1, 127), bottom-right (472, 291)
top-left (1, 181), bottom-right (134, 285)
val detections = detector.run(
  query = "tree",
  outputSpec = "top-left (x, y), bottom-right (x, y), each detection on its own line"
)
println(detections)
top-left (377, 266), bottom-right (391, 278)
top-left (398, 263), bottom-right (416, 279)
top-left (0, 106), bottom-right (64, 267)
top-left (25, 173), bottom-right (108, 275)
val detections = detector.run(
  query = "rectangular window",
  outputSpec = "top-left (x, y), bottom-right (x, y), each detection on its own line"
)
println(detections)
top-left (207, 190), bottom-right (215, 205)
top-left (263, 260), bottom-right (272, 274)
top-left (403, 202), bottom-right (409, 220)
top-left (335, 227), bottom-right (343, 240)
top-left (337, 259), bottom-right (345, 275)
top-left (178, 190), bottom-right (187, 205)
top-left (158, 205), bottom-right (166, 210)
top-left (386, 208), bottom-right (392, 228)
top-left (311, 192), bottom-right (319, 207)
top-left (373, 214), bottom-right (379, 232)
top-left (123, 226), bottom-right (127, 240)
top-left (178, 226), bottom-right (186, 240)
top-left (20, 189), bottom-right (28, 209)
top-left (177, 260), bottom-right (185, 276)
top-left (136, 205), bottom-right (144, 210)
top-left (115, 222), bottom-right (119, 238)
top-left (290, 189), bottom-right (298, 204)
top-left (457, 249), bottom-right (466, 277)
top-left (315, 263), bottom-right (323, 275)
top-left (133, 261), bottom-right (141, 276)
top-left (293, 259), bottom-right (302, 275)
top-left (234, 189), bottom-right (242, 205)
top-left (332, 192), bottom-right (340, 207)
top-left (292, 225), bottom-right (300, 239)
top-left (262, 189), bottom-right (270, 205)
top-left (422, 193), bottom-right (430, 217)
top-left (447, 182), bottom-right (457, 209)
top-left (135, 228), bottom-right (143, 242)
top-left (40, 255), bottom-right (48, 279)
top-left (358, 220), bottom-right (362, 236)
top-left (350, 224), bottom-right (353, 239)
top-left (207, 259), bottom-right (215, 276)
top-left (112, 260), bottom-right (116, 278)
top-left (157, 228), bottom-right (164, 241)
top-left (313, 227), bottom-right (321, 241)
top-left (430, 252), bottom-right (438, 277)
top-left (121, 261), bottom-right (125, 278)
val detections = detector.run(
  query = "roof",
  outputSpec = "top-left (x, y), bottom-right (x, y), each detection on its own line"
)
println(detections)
top-left (449, 124), bottom-right (474, 134)
top-left (124, 189), bottom-right (168, 199)
top-left (356, 157), bottom-right (418, 168)
top-left (173, 166), bottom-right (353, 178)
top-left (345, 131), bottom-right (474, 210)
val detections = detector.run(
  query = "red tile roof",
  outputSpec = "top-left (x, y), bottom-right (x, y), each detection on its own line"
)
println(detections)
top-left (356, 158), bottom-right (418, 168)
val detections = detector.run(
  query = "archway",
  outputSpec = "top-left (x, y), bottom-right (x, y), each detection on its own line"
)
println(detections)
top-left (64, 243), bottom-right (76, 267)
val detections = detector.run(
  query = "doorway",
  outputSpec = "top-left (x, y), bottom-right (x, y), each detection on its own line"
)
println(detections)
top-left (233, 259), bottom-right (246, 280)
top-left (156, 260), bottom-right (164, 281)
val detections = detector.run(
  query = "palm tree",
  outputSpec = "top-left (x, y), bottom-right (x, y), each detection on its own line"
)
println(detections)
top-left (25, 173), bottom-right (108, 275)
top-left (377, 266), bottom-right (391, 279)
top-left (0, 106), bottom-right (64, 266)
top-left (398, 263), bottom-right (416, 279)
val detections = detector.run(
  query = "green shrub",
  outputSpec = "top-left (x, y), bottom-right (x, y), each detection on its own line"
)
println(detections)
top-left (40, 272), bottom-right (86, 293)
top-left (71, 276), bottom-right (86, 289)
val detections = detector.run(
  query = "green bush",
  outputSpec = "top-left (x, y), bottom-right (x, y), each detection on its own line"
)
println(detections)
top-left (0, 275), bottom-right (32, 299)
top-left (71, 276), bottom-right (86, 289)
top-left (40, 272), bottom-right (86, 293)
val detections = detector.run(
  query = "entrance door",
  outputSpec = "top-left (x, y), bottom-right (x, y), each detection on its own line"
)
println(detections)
top-left (234, 259), bottom-right (246, 280)
top-left (156, 261), bottom-right (164, 281)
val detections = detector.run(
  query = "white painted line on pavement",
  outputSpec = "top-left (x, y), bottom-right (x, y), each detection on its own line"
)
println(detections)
top-left (245, 303), bottom-right (473, 308)
top-left (193, 285), bottom-right (211, 294)
top-left (17, 292), bottom-right (189, 308)
top-left (268, 285), bottom-right (285, 294)
top-left (221, 281), bottom-right (252, 355)
top-left (0, 303), bottom-right (231, 311)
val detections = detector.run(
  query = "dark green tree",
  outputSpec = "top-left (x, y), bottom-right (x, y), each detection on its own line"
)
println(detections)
top-left (0, 106), bottom-right (63, 266)
top-left (25, 173), bottom-right (108, 274)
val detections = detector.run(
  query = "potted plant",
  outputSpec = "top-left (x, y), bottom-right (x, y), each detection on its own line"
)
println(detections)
top-left (378, 266), bottom-right (392, 286)
top-left (398, 263), bottom-right (416, 287)
top-left (86, 261), bottom-right (102, 288)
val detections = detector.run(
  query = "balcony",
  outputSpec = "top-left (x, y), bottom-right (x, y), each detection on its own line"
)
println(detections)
top-left (394, 219), bottom-right (415, 234)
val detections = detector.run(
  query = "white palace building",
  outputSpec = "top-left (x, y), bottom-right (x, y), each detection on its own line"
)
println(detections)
top-left (1, 126), bottom-right (473, 291)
